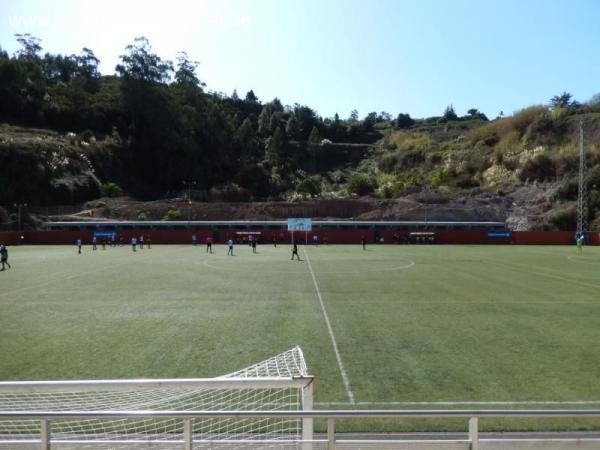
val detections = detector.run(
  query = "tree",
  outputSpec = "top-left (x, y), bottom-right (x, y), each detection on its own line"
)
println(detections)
top-left (363, 112), bottom-right (378, 131)
top-left (293, 104), bottom-right (319, 138)
top-left (231, 89), bottom-right (239, 101)
top-left (378, 111), bottom-right (392, 122)
top-left (266, 126), bottom-right (285, 165)
top-left (14, 33), bottom-right (42, 60)
top-left (443, 104), bottom-right (458, 121)
top-left (235, 117), bottom-right (258, 156)
top-left (466, 108), bottom-right (488, 121)
top-left (245, 90), bottom-right (258, 103)
top-left (550, 92), bottom-right (579, 109)
top-left (308, 125), bottom-right (321, 145)
top-left (257, 105), bottom-right (272, 136)
top-left (349, 109), bottom-right (359, 122)
top-left (42, 53), bottom-right (78, 84)
top-left (307, 125), bottom-right (321, 171)
top-left (116, 37), bottom-right (173, 83)
top-left (76, 48), bottom-right (100, 79)
top-left (268, 97), bottom-right (284, 112)
top-left (396, 113), bottom-right (414, 128)
top-left (174, 51), bottom-right (205, 91)
top-left (285, 114), bottom-right (300, 138)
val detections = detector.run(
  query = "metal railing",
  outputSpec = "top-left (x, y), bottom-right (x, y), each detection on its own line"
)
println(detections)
top-left (1, 409), bottom-right (600, 450)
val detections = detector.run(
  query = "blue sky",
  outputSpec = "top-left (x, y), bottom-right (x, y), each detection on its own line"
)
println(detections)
top-left (1, 0), bottom-right (599, 119)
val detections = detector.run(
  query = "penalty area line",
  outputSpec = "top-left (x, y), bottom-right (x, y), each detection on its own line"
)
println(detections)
top-left (302, 246), bottom-right (355, 404)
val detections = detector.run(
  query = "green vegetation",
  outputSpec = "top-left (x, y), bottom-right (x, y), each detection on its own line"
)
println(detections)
top-left (162, 208), bottom-right (183, 221)
top-left (99, 182), bottom-right (124, 198)
top-left (2, 245), bottom-right (600, 432)
top-left (3, 34), bottom-right (600, 229)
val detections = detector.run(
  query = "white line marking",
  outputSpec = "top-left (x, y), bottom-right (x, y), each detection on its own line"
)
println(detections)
top-left (316, 400), bottom-right (600, 406)
top-left (568, 255), bottom-right (600, 263)
top-left (303, 246), bottom-right (355, 404)
top-left (201, 258), bottom-right (415, 274)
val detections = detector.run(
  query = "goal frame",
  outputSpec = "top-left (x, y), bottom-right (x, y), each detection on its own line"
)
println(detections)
top-left (0, 376), bottom-right (314, 449)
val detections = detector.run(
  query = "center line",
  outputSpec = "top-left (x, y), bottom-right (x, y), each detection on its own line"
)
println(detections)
top-left (302, 246), bottom-right (355, 404)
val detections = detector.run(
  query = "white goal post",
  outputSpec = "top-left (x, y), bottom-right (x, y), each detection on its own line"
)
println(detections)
top-left (0, 346), bottom-right (314, 449)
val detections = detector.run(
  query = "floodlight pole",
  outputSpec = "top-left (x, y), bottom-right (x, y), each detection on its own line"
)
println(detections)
top-left (13, 203), bottom-right (27, 232)
top-left (577, 121), bottom-right (587, 234)
top-left (183, 181), bottom-right (196, 225)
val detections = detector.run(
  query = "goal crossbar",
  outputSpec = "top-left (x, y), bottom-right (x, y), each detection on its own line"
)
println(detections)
top-left (0, 377), bottom-right (313, 393)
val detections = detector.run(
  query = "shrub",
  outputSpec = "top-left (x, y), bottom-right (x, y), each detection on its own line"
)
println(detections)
top-left (376, 173), bottom-right (403, 198)
top-left (137, 211), bottom-right (148, 221)
top-left (296, 176), bottom-right (322, 197)
top-left (79, 129), bottom-right (94, 143)
top-left (387, 131), bottom-right (434, 152)
top-left (518, 154), bottom-right (555, 182)
top-left (429, 169), bottom-right (452, 187)
top-left (100, 182), bottom-right (124, 198)
top-left (495, 130), bottom-right (521, 156)
top-left (453, 172), bottom-right (480, 189)
top-left (555, 178), bottom-right (578, 201)
top-left (209, 183), bottom-right (251, 201)
top-left (347, 173), bottom-right (377, 196)
top-left (162, 209), bottom-right (183, 221)
top-left (547, 204), bottom-right (577, 230)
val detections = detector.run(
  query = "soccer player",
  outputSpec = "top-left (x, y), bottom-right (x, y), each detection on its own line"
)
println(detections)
top-left (111, 235), bottom-right (116, 247)
top-left (146, 237), bottom-right (152, 249)
top-left (312, 235), bottom-right (318, 246)
top-left (139, 235), bottom-right (144, 249)
top-left (192, 234), bottom-right (197, 246)
top-left (131, 237), bottom-right (137, 252)
top-left (101, 239), bottom-right (106, 250)
top-left (577, 233), bottom-right (585, 252)
top-left (272, 236), bottom-right (277, 247)
top-left (252, 239), bottom-right (257, 253)
top-left (206, 236), bottom-right (213, 253)
top-left (92, 235), bottom-right (97, 250)
top-left (227, 239), bottom-right (234, 256)
top-left (291, 243), bottom-right (301, 260)
top-left (0, 244), bottom-right (10, 270)
top-left (76, 239), bottom-right (82, 254)
top-left (361, 236), bottom-right (366, 251)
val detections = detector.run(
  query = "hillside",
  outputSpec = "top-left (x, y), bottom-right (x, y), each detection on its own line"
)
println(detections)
top-left (2, 36), bottom-right (600, 230)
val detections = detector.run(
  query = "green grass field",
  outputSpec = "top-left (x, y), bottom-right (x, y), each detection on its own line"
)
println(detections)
top-left (2, 243), bottom-right (600, 431)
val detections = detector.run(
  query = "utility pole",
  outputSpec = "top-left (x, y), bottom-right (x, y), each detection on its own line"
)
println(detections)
top-left (182, 181), bottom-right (196, 224)
top-left (13, 203), bottom-right (27, 232)
top-left (577, 120), bottom-right (587, 234)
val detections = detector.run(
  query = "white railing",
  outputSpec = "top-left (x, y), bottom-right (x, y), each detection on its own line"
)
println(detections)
top-left (1, 409), bottom-right (600, 450)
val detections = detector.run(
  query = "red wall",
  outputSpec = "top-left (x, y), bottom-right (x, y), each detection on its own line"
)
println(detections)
top-left (0, 232), bottom-right (20, 245)
top-left (10, 230), bottom-right (600, 245)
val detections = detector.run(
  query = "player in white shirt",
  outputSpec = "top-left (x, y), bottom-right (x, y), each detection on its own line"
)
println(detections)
top-left (131, 237), bottom-right (137, 252)
top-left (227, 239), bottom-right (234, 256)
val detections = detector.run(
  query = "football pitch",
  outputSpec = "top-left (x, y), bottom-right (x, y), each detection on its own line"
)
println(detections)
top-left (2, 243), bottom-right (600, 430)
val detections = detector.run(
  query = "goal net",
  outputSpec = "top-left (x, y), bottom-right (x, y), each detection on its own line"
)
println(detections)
top-left (0, 346), bottom-right (312, 449)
